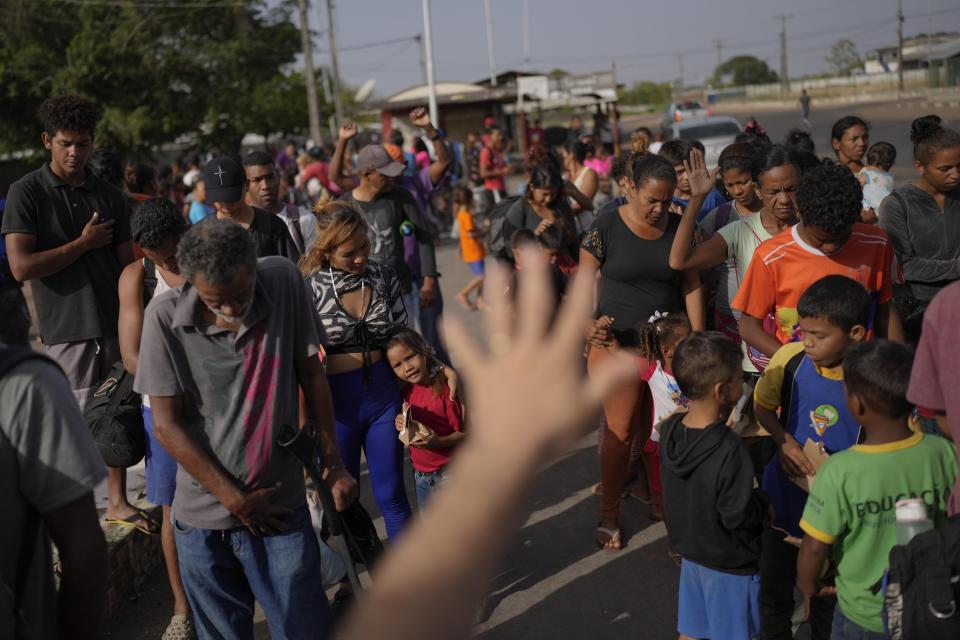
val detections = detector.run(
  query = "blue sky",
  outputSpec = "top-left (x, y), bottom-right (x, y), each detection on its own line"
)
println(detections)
top-left (301, 0), bottom-right (960, 98)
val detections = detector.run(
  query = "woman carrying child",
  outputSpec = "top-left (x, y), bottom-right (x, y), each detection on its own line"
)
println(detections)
top-left (387, 329), bottom-right (466, 507)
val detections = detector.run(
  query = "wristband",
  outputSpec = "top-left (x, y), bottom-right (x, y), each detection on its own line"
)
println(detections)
top-left (429, 128), bottom-right (446, 141)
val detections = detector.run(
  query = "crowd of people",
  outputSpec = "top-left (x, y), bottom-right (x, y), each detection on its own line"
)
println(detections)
top-left (1, 88), bottom-right (960, 640)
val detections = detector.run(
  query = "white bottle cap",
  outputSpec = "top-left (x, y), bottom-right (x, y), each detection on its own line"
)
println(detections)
top-left (895, 498), bottom-right (928, 522)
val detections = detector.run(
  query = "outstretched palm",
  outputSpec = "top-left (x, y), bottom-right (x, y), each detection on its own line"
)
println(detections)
top-left (685, 148), bottom-right (718, 198)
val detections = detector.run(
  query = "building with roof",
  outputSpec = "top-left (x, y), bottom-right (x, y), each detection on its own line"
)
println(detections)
top-left (865, 32), bottom-right (960, 74)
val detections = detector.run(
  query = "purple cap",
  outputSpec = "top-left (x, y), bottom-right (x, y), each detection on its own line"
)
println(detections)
top-left (356, 145), bottom-right (406, 177)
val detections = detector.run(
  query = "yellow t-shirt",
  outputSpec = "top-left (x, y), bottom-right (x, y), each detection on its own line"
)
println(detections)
top-left (754, 341), bottom-right (843, 412)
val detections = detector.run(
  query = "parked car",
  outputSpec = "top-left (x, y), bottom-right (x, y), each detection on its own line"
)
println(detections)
top-left (668, 116), bottom-right (743, 167)
top-left (659, 100), bottom-right (710, 132)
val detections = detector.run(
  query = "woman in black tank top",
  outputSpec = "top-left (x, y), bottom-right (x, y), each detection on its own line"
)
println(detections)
top-left (580, 154), bottom-right (705, 549)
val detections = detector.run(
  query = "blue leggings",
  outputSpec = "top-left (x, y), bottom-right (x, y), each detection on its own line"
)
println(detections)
top-left (327, 359), bottom-right (411, 539)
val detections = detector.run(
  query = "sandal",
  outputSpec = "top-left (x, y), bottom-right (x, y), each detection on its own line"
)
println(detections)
top-left (596, 525), bottom-right (622, 551)
top-left (162, 614), bottom-right (195, 640)
top-left (104, 507), bottom-right (160, 535)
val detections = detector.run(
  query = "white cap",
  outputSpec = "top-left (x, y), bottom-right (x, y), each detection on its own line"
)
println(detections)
top-left (895, 498), bottom-right (928, 522)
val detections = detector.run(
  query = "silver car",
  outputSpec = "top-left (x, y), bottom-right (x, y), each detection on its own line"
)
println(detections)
top-left (659, 100), bottom-right (710, 132)
top-left (669, 116), bottom-right (743, 167)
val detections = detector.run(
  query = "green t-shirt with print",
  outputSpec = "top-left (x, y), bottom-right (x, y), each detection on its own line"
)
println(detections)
top-left (800, 432), bottom-right (958, 632)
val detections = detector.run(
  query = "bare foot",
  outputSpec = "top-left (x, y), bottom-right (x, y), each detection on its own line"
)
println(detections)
top-left (456, 292), bottom-right (478, 311)
top-left (597, 520), bottom-right (622, 550)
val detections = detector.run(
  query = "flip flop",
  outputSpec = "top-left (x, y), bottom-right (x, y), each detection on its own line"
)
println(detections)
top-left (596, 525), bottom-right (622, 551)
top-left (104, 507), bottom-right (160, 535)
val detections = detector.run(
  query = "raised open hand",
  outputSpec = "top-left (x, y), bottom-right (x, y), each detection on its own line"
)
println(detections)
top-left (443, 250), bottom-right (634, 460)
top-left (683, 147), bottom-right (719, 199)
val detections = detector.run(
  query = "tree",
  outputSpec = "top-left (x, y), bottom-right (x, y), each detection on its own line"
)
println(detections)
top-left (712, 56), bottom-right (779, 87)
top-left (825, 38), bottom-right (863, 76)
top-left (548, 68), bottom-right (570, 78)
top-left (0, 0), bottom-right (332, 157)
top-left (617, 81), bottom-right (672, 107)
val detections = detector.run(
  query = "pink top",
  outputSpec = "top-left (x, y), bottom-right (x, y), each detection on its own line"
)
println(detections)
top-left (585, 156), bottom-right (612, 178)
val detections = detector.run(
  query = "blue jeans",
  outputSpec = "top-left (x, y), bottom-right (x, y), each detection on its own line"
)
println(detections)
top-left (414, 278), bottom-right (450, 365)
top-left (174, 506), bottom-right (332, 640)
top-left (414, 466), bottom-right (449, 508)
top-left (831, 607), bottom-right (888, 640)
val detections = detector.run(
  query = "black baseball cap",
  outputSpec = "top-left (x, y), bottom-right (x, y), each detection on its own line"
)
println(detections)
top-left (203, 157), bottom-right (245, 204)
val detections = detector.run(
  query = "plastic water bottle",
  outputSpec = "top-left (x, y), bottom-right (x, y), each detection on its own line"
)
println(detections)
top-left (895, 498), bottom-right (933, 546)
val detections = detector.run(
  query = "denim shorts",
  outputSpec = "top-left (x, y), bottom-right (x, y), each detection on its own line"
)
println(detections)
top-left (678, 558), bottom-right (761, 639)
top-left (467, 259), bottom-right (486, 276)
top-left (142, 405), bottom-right (177, 506)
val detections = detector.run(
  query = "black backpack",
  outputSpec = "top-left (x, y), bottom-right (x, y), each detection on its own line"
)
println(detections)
top-left (882, 516), bottom-right (960, 639)
top-left (485, 195), bottom-right (523, 261)
top-left (81, 260), bottom-right (159, 469)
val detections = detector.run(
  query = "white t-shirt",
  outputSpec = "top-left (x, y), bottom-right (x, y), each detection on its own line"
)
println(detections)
top-left (648, 361), bottom-right (688, 443)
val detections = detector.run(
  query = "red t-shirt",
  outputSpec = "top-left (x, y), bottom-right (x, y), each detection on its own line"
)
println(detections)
top-left (732, 223), bottom-right (896, 344)
top-left (479, 146), bottom-right (506, 192)
top-left (403, 382), bottom-right (464, 472)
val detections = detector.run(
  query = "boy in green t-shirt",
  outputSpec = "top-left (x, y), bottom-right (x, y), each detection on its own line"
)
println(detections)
top-left (798, 340), bottom-right (958, 638)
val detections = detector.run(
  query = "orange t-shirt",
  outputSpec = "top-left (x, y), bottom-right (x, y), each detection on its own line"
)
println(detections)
top-left (731, 223), bottom-right (896, 344)
top-left (458, 208), bottom-right (485, 263)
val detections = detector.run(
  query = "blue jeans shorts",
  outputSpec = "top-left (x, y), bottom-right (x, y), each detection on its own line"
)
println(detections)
top-left (831, 606), bottom-right (888, 640)
top-left (414, 466), bottom-right (449, 508)
top-left (142, 405), bottom-right (177, 506)
top-left (678, 558), bottom-right (761, 639)
top-left (467, 259), bottom-right (486, 276)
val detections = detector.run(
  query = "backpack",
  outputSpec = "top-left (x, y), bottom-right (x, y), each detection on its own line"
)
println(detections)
top-left (81, 262), bottom-right (159, 469)
top-left (882, 516), bottom-right (960, 639)
top-left (485, 195), bottom-right (523, 261)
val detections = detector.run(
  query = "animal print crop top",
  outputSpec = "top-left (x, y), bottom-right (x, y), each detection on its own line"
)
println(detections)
top-left (306, 261), bottom-right (408, 358)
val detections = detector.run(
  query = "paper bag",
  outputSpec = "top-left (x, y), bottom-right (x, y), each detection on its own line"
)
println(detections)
top-left (788, 438), bottom-right (830, 493)
top-left (398, 404), bottom-right (434, 447)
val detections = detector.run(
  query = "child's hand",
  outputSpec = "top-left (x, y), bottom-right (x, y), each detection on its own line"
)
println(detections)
top-left (779, 436), bottom-right (816, 478)
top-left (413, 431), bottom-right (438, 449)
top-left (586, 315), bottom-right (616, 349)
top-left (395, 413), bottom-right (406, 432)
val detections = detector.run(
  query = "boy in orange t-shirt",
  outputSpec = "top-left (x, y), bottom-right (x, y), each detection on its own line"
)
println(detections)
top-left (454, 186), bottom-right (486, 310)
top-left (732, 162), bottom-right (904, 361)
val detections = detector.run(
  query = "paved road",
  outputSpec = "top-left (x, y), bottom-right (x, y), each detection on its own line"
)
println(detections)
top-left (109, 98), bottom-right (960, 639)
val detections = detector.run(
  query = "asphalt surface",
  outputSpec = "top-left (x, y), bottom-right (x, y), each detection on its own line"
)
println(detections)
top-left (107, 98), bottom-right (960, 640)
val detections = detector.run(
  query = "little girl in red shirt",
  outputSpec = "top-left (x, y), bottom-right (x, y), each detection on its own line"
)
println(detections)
top-left (387, 329), bottom-right (466, 507)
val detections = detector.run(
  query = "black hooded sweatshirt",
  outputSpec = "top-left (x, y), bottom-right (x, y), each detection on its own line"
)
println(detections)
top-left (660, 413), bottom-right (769, 574)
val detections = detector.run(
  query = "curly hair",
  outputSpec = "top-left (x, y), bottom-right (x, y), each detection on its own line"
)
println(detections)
top-left (38, 94), bottom-right (102, 138)
top-left (177, 219), bottom-right (257, 284)
top-left (300, 200), bottom-right (367, 275)
top-left (797, 161), bottom-right (863, 235)
top-left (131, 197), bottom-right (186, 250)
top-left (637, 312), bottom-right (691, 365)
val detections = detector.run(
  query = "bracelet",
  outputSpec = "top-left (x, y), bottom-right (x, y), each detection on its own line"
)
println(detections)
top-left (326, 463), bottom-right (346, 472)
top-left (429, 128), bottom-right (446, 141)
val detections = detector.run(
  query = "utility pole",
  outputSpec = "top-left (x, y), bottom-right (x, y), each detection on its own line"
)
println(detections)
top-left (296, 0), bottom-right (323, 146)
top-left (774, 14), bottom-right (793, 94)
top-left (522, 0), bottom-right (530, 70)
top-left (420, 0), bottom-right (439, 125)
top-left (711, 38), bottom-right (726, 69)
top-left (325, 0), bottom-right (344, 125)
top-left (897, 0), bottom-right (905, 95)
top-left (483, 0), bottom-right (497, 86)
top-left (927, 0), bottom-right (934, 85)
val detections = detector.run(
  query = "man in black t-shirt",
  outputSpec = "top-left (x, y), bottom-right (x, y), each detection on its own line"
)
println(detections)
top-left (200, 157), bottom-right (300, 262)
top-left (1, 93), bottom-right (145, 530)
top-left (339, 145), bottom-right (439, 305)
